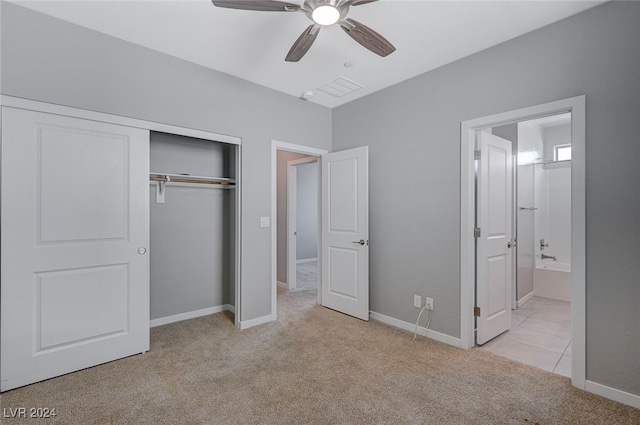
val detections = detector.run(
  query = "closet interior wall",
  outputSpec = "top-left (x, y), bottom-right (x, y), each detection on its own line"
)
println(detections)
top-left (149, 131), bottom-right (237, 322)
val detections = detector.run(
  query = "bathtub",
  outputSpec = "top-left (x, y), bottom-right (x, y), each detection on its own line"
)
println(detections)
top-left (534, 259), bottom-right (571, 302)
top-left (538, 258), bottom-right (571, 273)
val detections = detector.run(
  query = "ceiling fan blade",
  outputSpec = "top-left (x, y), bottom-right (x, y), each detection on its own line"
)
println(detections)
top-left (211, 0), bottom-right (300, 12)
top-left (285, 25), bottom-right (320, 62)
top-left (340, 18), bottom-right (395, 57)
top-left (351, 0), bottom-right (378, 6)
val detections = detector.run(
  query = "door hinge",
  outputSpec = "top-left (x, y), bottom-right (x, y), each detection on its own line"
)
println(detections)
top-left (474, 227), bottom-right (481, 238)
top-left (474, 150), bottom-right (481, 160)
top-left (474, 306), bottom-right (481, 317)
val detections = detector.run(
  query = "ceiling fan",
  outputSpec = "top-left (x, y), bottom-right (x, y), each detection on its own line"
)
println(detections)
top-left (211, 0), bottom-right (396, 62)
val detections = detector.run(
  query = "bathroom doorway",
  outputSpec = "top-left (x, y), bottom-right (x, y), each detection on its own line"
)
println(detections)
top-left (460, 95), bottom-right (586, 387)
top-left (480, 113), bottom-right (573, 376)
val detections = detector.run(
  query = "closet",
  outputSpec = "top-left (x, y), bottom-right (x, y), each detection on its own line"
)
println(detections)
top-left (0, 97), bottom-right (240, 391)
top-left (149, 132), bottom-right (238, 325)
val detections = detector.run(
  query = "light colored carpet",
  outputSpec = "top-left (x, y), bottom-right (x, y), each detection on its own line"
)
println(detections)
top-left (294, 260), bottom-right (317, 291)
top-left (2, 290), bottom-right (639, 424)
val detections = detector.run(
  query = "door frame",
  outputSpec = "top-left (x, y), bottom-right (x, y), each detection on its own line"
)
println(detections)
top-left (460, 95), bottom-right (586, 389)
top-left (287, 156), bottom-right (320, 290)
top-left (271, 140), bottom-right (327, 320)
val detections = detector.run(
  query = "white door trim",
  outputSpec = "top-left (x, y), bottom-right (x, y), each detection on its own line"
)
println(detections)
top-left (287, 156), bottom-right (319, 291)
top-left (0, 95), bottom-right (243, 329)
top-left (460, 95), bottom-right (586, 389)
top-left (271, 141), bottom-right (327, 320)
top-left (0, 95), bottom-right (241, 145)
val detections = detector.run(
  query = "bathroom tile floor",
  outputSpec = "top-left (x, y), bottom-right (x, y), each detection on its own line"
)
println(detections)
top-left (478, 296), bottom-right (572, 377)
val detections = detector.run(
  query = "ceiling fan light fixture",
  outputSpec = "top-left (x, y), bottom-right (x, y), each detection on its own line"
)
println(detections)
top-left (312, 5), bottom-right (340, 26)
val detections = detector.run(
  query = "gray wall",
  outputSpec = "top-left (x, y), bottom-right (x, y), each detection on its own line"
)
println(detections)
top-left (276, 151), bottom-right (309, 283)
top-left (296, 161), bottom-right (318, 260)
top-left (3, 0), bottom-right (640, 399)
top-left (0, 2), bottom-right (332, 323)
top-left (332, 2), bottom-right (640, 395)
top-left (296, 161), bottom-right (318, 261)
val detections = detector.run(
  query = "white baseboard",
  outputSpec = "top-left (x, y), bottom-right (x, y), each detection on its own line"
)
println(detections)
top-left (277, 281), bottom-right (288, 289)
top-left (239, 314), bottom-right (276, 330)
top-left (297, 257), bottom-right (318, 264)
top-left (516, 291), bottom-right (535, 308)
top-left (369, 311), bottom-right (461, 348)
top-left (586, 380), bottom-right (640, 409)
top-left (150, 304), bottom-right (234, 328)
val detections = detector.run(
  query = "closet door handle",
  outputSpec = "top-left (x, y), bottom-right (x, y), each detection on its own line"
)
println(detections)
top-left (137, 247), bottom-right (147, 255)
top-left (352, 239), bottom-right (366, 246)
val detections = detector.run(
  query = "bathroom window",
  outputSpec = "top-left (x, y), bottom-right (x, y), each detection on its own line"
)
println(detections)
top-left (555, 144), bottom-right (572, 161)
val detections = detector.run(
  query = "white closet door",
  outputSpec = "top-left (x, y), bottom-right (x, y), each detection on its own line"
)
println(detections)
top-left (1, 107), bottom-right (150, 391)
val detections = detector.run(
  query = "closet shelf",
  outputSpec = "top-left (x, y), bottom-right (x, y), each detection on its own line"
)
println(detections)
top-left (150, 172), bottom-right (235, 204)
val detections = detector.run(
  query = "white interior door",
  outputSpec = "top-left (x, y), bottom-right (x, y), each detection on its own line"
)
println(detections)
top-left (1, 107), bottom-right (150, 391)
top-left (476, 131), bottom-right (513, 345)
top-left (321, 146), bottom-right (369, 320)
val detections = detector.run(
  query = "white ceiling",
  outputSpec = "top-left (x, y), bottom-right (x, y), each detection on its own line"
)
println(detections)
top-left (10, 0), bottom-right (604, 108)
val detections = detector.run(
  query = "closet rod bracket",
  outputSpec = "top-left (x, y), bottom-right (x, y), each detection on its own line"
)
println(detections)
top-left (156, 176), bottom-right (169, 204)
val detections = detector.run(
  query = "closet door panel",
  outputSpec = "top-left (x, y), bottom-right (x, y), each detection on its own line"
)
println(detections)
top-left (1, 106), bottom-right (150, 392)
top-left (39, 126), bottom-right (129, 242)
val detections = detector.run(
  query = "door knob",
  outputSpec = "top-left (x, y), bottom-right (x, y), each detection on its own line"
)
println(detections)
top-left (507, 240), bottom-right (517, 248)
top-left (137, 247), bottom-right (147, 255)
top-left (352, 239), bottom-right (365, 246)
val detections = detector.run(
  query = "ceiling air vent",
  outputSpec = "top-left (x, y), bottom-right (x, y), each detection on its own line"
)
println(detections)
top-left (317, 77), bottom-right (363, 98)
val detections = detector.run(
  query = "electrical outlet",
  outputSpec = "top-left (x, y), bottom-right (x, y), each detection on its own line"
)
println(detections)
top-left (413, 295), bottom-right (421, 308)
top-left (425, 297), bottom-right (434, 310)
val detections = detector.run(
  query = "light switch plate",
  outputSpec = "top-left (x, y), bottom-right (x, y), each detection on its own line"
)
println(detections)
top-left (260, 217), bottom-right (270, 228)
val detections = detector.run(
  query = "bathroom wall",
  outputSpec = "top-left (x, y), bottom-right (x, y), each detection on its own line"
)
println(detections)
top-left (502, 119), bottom-right (572, 304)
top-left (533, 121), bottom-right (572, 301)
top-left (543, 124), bottom-right (572, 160)
top-left (538, 163), bottom-right (572, 268)
top-left (537, 123), bottom-right (572, 269)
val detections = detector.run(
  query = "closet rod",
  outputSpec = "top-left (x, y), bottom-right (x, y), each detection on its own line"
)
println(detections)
top-left (149, 172), bottom-right (235, 186)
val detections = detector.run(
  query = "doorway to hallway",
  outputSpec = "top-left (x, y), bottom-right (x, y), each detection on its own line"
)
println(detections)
top-left (285, 156), bottom-right (319, 292)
